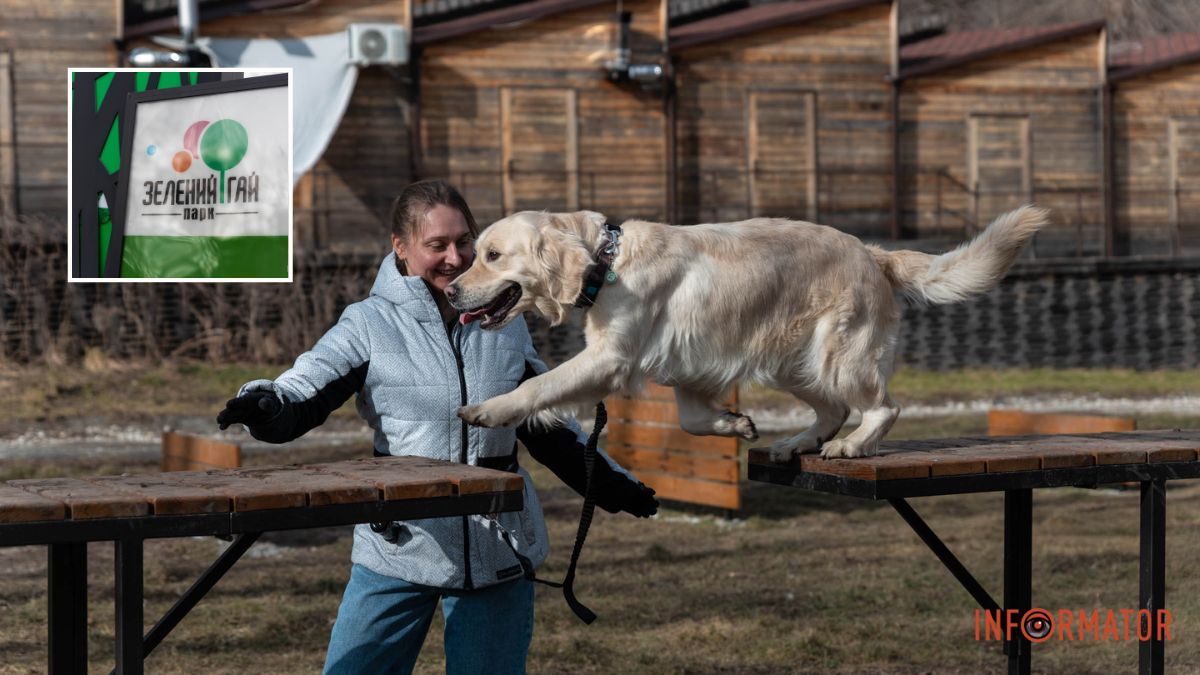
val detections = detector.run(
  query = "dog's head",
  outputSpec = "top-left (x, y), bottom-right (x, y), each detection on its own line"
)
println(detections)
top-left (447, 210), bottom-right (606, 329)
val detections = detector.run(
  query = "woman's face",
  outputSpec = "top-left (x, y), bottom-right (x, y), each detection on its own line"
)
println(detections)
top-left (393, 204), bottom-right (476, 294)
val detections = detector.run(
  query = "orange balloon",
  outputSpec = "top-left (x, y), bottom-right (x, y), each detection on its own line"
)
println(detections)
top-left (172, 150), bottom-right (192, 173)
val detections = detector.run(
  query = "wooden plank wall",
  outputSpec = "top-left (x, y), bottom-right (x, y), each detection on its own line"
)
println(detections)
top-left (899, 31), bottom-right (1105, 249)
top-left (194, 0), bottom-right (411, 253)
top-left (674, 4), bottom-right (893, 234)
top-left (1113, 63), bottom-right (1200, 256)
top-left (605, 382), bottom-right (740, 510)
top-left (420, 0), bottom-right (667, 227)
top-left (0, 0), bottom-right (119, 216)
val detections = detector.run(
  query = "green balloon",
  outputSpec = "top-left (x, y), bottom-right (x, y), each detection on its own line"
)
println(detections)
top-left (200, 119), bottom-right (248, 172)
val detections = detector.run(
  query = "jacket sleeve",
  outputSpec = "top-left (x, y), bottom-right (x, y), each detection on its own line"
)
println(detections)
top-left (237, 303), bottom-right (372, 444)
top-left (515, 328), bottom-right (645, 513)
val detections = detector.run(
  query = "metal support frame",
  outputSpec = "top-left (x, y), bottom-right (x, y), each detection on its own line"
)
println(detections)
top-left (890, 491), bottom-right (1034, 675)
top-left (886, 481), bottom-right (1183, 675)
top-left (12, 490), bottom-right (523, 671)
top-left (115, 538), bottom-right (143, 675)
top-left (1140, 479), bottom-right (1166, 675)
top-left (888, 499), bottom-right (999, 612)
top-left (1004, 489), bottom-right (1032, 675)
top-left (49, 542), bottom-right (88, 675)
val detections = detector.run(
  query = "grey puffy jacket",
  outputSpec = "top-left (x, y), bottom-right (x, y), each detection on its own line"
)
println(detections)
top-left (237, 254), bottom-right (633, 589)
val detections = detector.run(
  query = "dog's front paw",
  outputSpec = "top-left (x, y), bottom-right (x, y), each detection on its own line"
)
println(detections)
top-left (819, 439), bottom-right (873, 459)
top-left (457, 400), bottom-right (526, 428)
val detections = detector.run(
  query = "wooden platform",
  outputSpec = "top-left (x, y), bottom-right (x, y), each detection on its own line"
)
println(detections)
top-left (0, 456), bottom-right (525, 542)
top-left (748, 430), bottom-right (1200, 499)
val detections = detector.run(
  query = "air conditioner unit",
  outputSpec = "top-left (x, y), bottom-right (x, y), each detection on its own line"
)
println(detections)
top-left (348, 23), bottom-right (408, 66)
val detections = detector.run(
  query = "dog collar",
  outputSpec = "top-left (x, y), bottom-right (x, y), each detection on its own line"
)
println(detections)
top-left (574, 221), bottom-right (622, 308)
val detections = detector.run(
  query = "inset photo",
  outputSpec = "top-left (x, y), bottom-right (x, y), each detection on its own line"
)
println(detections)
top-left (68, 69), bottom-right (292, 281)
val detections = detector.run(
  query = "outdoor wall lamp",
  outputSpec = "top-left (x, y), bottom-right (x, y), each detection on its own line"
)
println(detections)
top-left (602, 11), bottom-right (666, 93)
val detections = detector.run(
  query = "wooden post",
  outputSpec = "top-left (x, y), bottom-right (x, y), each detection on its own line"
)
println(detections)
top-left (161, 431), bottom-right (242, 472)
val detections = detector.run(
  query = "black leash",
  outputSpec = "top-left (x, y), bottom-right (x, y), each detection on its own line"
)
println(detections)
top-left (559, 400), bottom-right (605, 623)
top-left (507, 401), bottom-right (606, 624)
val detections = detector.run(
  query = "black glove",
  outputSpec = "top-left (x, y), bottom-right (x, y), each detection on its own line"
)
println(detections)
top-left (597, 472), bottom-right (658, 518)
top-left (217, 390), bottom-right (283, 430)
top-left (517, 424), bottom-right (659, 518)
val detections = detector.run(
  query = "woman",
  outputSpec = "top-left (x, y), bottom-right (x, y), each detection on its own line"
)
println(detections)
top-left (216, 180), bottom-right (657, 673)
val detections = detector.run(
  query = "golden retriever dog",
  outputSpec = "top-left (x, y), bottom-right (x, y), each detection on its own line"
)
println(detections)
top-left (447, 206), bottom-right (1048, 460)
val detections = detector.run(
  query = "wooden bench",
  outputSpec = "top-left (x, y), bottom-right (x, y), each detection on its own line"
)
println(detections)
top-left (0, 456), bottom-right (524, 675)
top-left (748, 429), bottom-right (1200, 675)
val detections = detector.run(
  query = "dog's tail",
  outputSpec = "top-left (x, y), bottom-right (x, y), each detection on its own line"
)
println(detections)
top-left (869, 205), bottom-right (1050, 305)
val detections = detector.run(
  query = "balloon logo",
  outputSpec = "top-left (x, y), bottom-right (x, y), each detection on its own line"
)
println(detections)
top-left (199, 119), bottom-right (249, 203)
top-left (183, 120), bottom-right (209, 159)
top-left (172, 151), bottom-right (192, 173)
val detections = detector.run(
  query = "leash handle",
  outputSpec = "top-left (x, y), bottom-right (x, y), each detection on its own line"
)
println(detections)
top-left (559, 401), bottom-right (606, 624)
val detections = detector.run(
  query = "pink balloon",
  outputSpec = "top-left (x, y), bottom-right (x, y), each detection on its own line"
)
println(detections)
top-left (183, 120), bottom-right (210, 158)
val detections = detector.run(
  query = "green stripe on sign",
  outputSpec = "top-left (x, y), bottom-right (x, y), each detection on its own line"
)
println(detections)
top-left (120, 236), bottom-right (289, 279)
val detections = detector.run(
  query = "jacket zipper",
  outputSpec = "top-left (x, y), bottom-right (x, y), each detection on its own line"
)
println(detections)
top-left (450, 322), bottom-right (473, 590)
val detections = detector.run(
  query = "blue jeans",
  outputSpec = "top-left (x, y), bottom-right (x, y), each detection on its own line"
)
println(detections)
top-left (323, 564), bottom-right (534, 674)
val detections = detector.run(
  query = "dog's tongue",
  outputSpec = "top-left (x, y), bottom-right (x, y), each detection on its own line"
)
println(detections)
top-left (459, 308), bottom-right (487, 325)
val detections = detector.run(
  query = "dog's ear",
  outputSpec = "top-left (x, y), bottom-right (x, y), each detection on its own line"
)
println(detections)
top-left (554, 210), bottom-right (607, 243)
top-left (534, 226), bottom-right (592, 326)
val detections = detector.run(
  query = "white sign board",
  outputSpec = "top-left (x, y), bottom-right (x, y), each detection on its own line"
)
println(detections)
top-left (116, 73), bottom-right (292, 279)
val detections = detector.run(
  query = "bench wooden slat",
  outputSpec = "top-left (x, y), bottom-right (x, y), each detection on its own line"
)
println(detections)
top-left (353, 457), bottom-right (524, 496)
top-left (87, 475), bottom-right (231, 515)
top-left (802, 449), bottom-right (933, 481)
top-left (0, 484), bottom-right (68, 523)
top-left (230, 466), bottom-right (380, 507)
top-left (7, 478), bottom-right (151, 519)
top-left (155, 471), bottom-right (307, 512)
top-left (315, 458), bottom-right (462, 500)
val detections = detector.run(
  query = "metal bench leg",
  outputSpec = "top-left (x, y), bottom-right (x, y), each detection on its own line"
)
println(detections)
top-left (115, 538), bottom-right (143, 675)
top-left (49, 542), bottom-right (88, 675)
top-left (1004, 489), bottom-right (1032, 675)
top-left (1140, 479), bottom-right (1166, 675)
top-left (888, 498), bottom-right (1000, 612)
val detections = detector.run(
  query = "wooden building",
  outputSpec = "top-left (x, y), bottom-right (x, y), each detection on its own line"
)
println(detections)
top-left (669, 0), bottom-right (898, 236)
top-left (897, 20), bottom-right (1108, 255)
top-left (1109, 32), bottom-right (1200, 256)
top-left (0, 1), bottom-right (120, 216)
top-left (413, 0), bottom-right (670, 226)
top-left (124, 0), bottom-right (417, 254)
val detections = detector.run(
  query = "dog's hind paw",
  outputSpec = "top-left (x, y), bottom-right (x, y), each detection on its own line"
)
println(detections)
top-left (716, 411), bottom-right (758, 441)
top-left (737, 414), bottom-right (759, 441)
